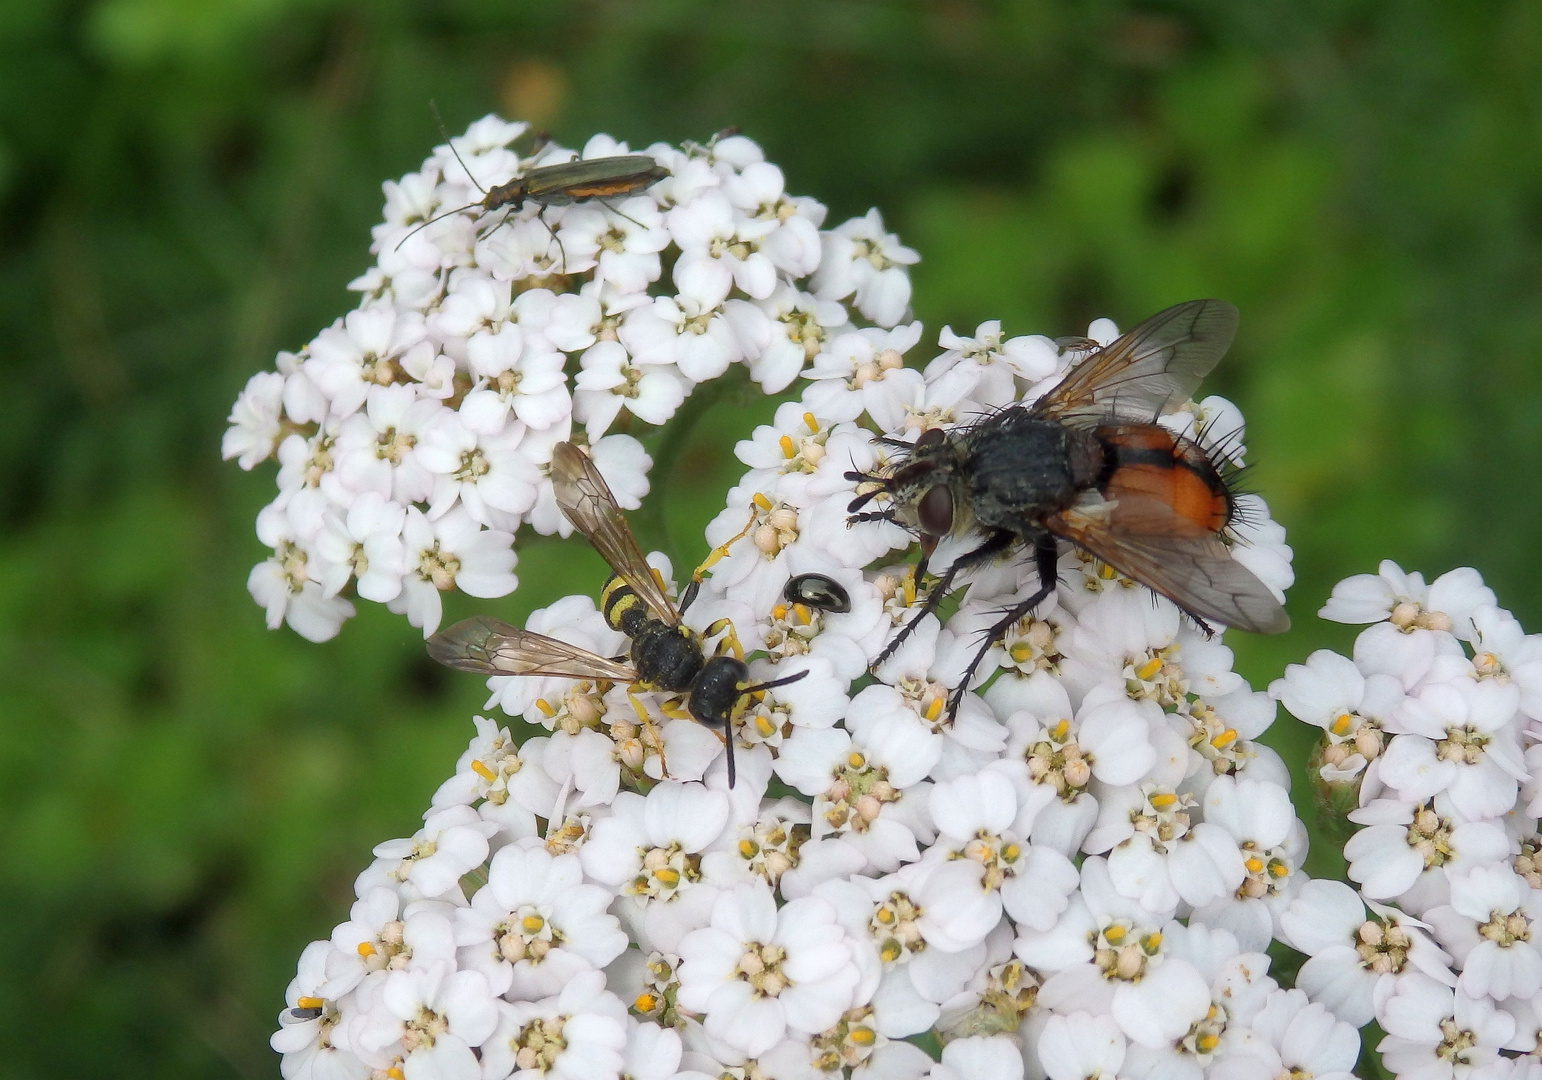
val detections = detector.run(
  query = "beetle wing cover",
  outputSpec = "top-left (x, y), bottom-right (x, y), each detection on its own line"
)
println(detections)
top-left (523, 156), bottom-right (669, 202)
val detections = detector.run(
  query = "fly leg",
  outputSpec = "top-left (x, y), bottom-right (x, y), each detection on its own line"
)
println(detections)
top-left (872, 528), bottom-right (1017, 668)
top-left (944, 536), bottom-right (1060, 721)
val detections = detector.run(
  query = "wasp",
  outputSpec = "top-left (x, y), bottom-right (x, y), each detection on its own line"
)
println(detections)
top-left (428, 442), bottom-right (803, 787)
top-left (848, 298), bottom-right (1289, 717)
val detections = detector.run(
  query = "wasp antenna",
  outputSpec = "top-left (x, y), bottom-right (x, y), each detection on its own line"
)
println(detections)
top-left (725, 738), bottom-right (736, 788)
top-left (431, 101), bottom-right (489, 197)
top-left (741, 668), bottom-right (810, 695)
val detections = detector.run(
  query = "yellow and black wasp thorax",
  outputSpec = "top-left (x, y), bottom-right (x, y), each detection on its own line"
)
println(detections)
top-left (601, 572), bottom-right (705, 693)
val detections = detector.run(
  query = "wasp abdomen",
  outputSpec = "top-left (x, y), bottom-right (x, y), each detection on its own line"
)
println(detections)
top-left (601, 574), bottom-right (649, 635)
top-left (1097, 425), bottom-right (1231, 533)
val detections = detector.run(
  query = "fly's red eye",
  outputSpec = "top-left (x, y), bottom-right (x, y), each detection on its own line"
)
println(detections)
top-left (917, 484), bottom-right (954, 537)
top-left (915, 427), bottom-right (947, 449)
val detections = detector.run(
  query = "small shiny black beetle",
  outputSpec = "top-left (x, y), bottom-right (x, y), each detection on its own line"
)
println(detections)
top-left (783, 573), bottom-right (851, 614)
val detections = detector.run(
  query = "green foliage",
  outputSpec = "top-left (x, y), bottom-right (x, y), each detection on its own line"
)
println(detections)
top-left (3, 0), bottom-right (1541, 1074)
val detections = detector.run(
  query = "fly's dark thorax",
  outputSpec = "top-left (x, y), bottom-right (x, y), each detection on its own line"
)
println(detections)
top-left (964, 412), bottom-right (1101, 532)
top-left (688, 656), bottom-right (750, 728)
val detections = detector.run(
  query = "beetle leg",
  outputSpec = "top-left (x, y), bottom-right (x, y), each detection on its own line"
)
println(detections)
top-left (597, 196), bottom-right (649, 230)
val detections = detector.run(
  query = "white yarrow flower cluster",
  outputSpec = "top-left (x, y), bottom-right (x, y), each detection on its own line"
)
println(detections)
top-left (269, 247), bottom-right (1337, 1078)
top-left (224, 117), bottom-right (914, 641)
top-left (1275, 561), bottom-right (1542, 1079)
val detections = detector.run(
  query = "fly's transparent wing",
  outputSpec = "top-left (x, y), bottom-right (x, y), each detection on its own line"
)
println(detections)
top-left (550, 441), bottom-right (680, 626)
top-left (1045, 493), bottom-right (1289, 634)
top-left (1033, 299), bottom-right (1239, 426)
top-left (427, 616), bottom-right (638, 680)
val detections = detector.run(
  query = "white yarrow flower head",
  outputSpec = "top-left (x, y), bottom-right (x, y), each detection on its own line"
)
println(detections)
top-left (268, 273), bottom-right (1326, 1076)
top-left (1270, 560), bottom-right (1542, 1080)
top-left (252, 117), bottom-right (1542, 1080)
top-left (677, 880), bottom-right (860, 1055)
top-left (226, 117), bottom-right (914, 641)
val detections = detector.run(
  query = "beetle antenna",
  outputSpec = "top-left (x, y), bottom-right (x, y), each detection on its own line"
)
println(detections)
top-left (431, 100), bottom-right (489, 197)
top-left (392, 102), bottom-right (501, 252)
top-left (393, 200), bottom-right (483, 252)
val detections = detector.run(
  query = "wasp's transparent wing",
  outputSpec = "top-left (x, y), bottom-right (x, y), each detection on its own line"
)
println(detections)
top-left (1045, 492), bottom-right (1289, 635)
top-left (1033, 299), bottom-right (1239, 426)
top-left (427, 616), bottom-right (638, 680)
top-left (550, 441), bottom-right (680, 626)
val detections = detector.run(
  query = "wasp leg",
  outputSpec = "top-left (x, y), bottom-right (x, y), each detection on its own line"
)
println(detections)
top-left (626, 689), bottom-right (671, 780)
top-left (705, 618), bottom-right (745, 661)
top-left (683, 497), bottom-right (769, 611)
top-left (872, 528), bottom-right (1018, 668)
top-left (944, 536), bottom-right (1060, 721)
top-left (679, 580), bottom-right (702, 614)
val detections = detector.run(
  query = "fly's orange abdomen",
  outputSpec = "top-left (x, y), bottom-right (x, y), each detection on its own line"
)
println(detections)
top-left (1098, 425), bottom-right (1231, 533)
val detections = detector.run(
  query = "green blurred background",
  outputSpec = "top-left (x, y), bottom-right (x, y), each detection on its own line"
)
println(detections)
top-left (3, 0), bottom-right (1539, 1074)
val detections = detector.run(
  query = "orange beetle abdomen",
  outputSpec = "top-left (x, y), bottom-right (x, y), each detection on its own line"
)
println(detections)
top-left (558, 180), bottom-right (651, 199)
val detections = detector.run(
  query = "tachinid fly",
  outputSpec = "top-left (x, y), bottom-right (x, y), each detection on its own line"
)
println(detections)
top-left (847, 298), bottom-right (1288, 719)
